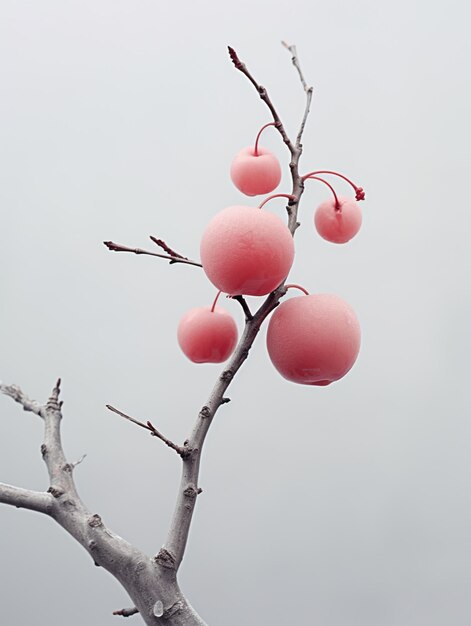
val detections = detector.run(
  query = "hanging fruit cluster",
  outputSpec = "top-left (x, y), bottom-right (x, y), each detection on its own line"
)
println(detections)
top-left (177, 123), bottom-right (365, 385)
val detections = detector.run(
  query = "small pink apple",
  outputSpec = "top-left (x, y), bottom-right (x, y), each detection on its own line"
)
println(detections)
top-left (200, 205), bottom-right (294, 296)
top-left (177, 306), bottom-right (238, 364)
top-left (314, 196), bottom-right (362, 243)
top-left (230, 146), bottom-right (281, 196)
top-left (266, 293), bottom-right (361, 385)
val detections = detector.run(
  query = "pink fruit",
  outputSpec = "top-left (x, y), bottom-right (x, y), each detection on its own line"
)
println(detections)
top-left (177, 306), bottom-right (238, 364)
top-left (230, 146), bottom-right (281, 196)
top-left (200, 205), bottom-right (294, 296)
top-left (266, 293), bottom-right (361, 385)
top-left (314, 196), bottom-right (362, 243)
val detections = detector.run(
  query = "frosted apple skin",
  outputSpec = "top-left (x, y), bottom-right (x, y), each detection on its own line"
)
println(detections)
top-left (177, 306), bottom-right (238, 364)
top-left (230, 146), bottom-right (282, 196)
top-left (266, 294), bottom-right (361, 385)
top-left (200, 205), bottom-right (295, 296)
top-left (314, 196), bottom-right (362, 243)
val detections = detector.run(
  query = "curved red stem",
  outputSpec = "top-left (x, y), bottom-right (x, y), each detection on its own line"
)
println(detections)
top-left (210, 290), bottom-right (222, 313)
top-left (254, 122), bottom-right (277, 156)
top-left (305, 176), bottom-right (341, 211)
top-left (285, 284), bottom-right (310, 295)
top-left (302, 170), bottom-right (365, 201)
top-left (258, 193), bottom-right (297, 210)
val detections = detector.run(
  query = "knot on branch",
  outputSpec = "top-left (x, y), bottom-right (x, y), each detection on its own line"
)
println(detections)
top-left (199, 405), bottom-right (211, 419)
top-left (88, 514), bottom-right (103, 528)
top-left (220, 370), bottom-right (233, 382)
top-left (40, 444), bottom-right (48, 457)
top-left (155, 548), bottom-right (177, 570)
top-left (47, 486), bottom-right (64, 498)
top-left (183, 484), bottom-right (199, 499)
top-left (163, 601), bottom-right (184, 619)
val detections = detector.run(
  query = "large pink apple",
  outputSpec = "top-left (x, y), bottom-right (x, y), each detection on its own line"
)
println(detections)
top-left (177, 306), bottom-right (238, 364)
top-left (230, 146), bottom-right (281, 196)
top-left (200, 205), bottom-right (294, 296)
top-left (266, 294), bottom-right (361, 385)
top-left (314, 196), bottom-right (362, 243)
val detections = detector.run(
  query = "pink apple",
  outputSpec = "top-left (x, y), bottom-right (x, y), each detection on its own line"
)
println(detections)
top-left (200, 205), bottom-right (294, 296)
top-left (266, 293), bottom-right (361, 385)
top-left (230, 146), bottom-right (282, 196)
top-left (314, 196), bottom-right (362, 243)
top-left (177, 306), bottom-right (238, 364)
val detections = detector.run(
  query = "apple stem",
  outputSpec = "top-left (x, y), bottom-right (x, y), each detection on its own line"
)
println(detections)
top-left (302, 170), bottom-right (365, 201)
top-left (285, 283), bottom-right (310, 295)
top-left (210, 290), bottom-right (223, 313)
top-left (258, 193), bottom-right (297, 210)
top-left (305, 175), bottom-right (342, 212)
top-left (253, 122), bottom-right (277, 156)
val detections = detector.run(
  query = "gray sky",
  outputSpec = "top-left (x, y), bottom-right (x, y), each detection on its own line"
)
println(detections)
top-left (1, 1), bottom-right (470, 624)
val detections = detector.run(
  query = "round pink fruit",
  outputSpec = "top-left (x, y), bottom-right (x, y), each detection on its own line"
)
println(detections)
top-left (230, 146), bottom-right (282, 196)
top-left (200, 205), bottom-right (294, 296)
top-left (266, 293), bottom-right (361, 385)
top-left (177, 306), bottom-right (238, 364)
top-left (314, 196), bottom-right (362, 243)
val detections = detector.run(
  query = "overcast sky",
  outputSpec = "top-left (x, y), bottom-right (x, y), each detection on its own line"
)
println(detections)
top-left (1, 1), bottom-right (470, 625)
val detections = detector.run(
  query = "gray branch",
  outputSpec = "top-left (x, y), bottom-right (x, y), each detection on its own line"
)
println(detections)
top-left (0, 483), bottom-right (53, 514)
top-left (1, 380), bottom-right (207, 625)
top-left (0, 382), bottom-right (43, 416)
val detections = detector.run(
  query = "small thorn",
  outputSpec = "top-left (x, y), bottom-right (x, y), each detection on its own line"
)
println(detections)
top-left (221, 397), bottom-right (231, 404)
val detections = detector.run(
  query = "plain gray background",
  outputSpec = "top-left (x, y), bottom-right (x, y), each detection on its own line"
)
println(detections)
top-left (1, 1), bottom-right (470, 624)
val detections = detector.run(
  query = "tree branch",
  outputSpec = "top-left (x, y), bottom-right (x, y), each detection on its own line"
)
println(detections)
top-left (0, 483), bottom-right (53, 514)
top-left (0, 382), bottom-right (43, 417)
top-left (106, 405), bottom-right (188, 458)
top-left (229, 295), bottom-right (253, 322)
top-left (104, 241), bottom-right (202, 268)
top-left (149, 237), bottom-right (188, 260)
top-left (281, 40), bottom-right (309, 92)
top-left (157, 46), bottom-right (312, 575)
top-left (228, 46), bottom-right (295, 155)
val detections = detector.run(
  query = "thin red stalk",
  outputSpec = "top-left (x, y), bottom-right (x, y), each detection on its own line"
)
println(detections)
top-left (302, 170), bottom-right (365, 200)
top-left (258, 194), bottom-right (296, 210)
top-left (305, 175), bottom-right (341, 211)
top-left (210, 290), bottom-right (222, 313)
top-left (254, 122), bottom-right (277, 156)
top-left (285, 283), bottom-right (310, 295)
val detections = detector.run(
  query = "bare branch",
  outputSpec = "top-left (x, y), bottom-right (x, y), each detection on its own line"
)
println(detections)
top-left (229, 295), bottom-right (253, 321)
top-left (228, 46), bottom-right (294, 154)
top-left (281, 40), bottom-right (309, 92)
top-left (157, 45), bottom-right (315, 575)
top-left (0, 382), bottom-right (43, 417)
top-left (103, 241), bottom-right (202, 268)
top-left (0, 483), bottom-right (52, 514)
top-left (281, 41), bottom-right (313, 150)
top-left (113, 607), bottom-right (139, 617)
top-left (149, 236), bottom-right (188, 260)
top-left (106, 405), bottom-right (188, 458)
top-left (71, 453), bottom-right (87, 468)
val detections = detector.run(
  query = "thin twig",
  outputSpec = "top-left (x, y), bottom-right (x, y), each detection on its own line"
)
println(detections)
top-left (229, 295), bottom-right (253, 321)
top-left (113, 607), bottom-right (139, 617)
top-left (228, 46), bottom-right (294, 155)
top-left (71, 454), bottom-right (87, 468)
top-left (281, 41), bottom-right (309, 92)
top-left (281, 41), bottom-right (313, 149)
top-left (149, 237), bottom-right (188, 260)
top-left (106, 405), bottom-right (188, 457)
top-left (103, 241), bottom-right (202, 268)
